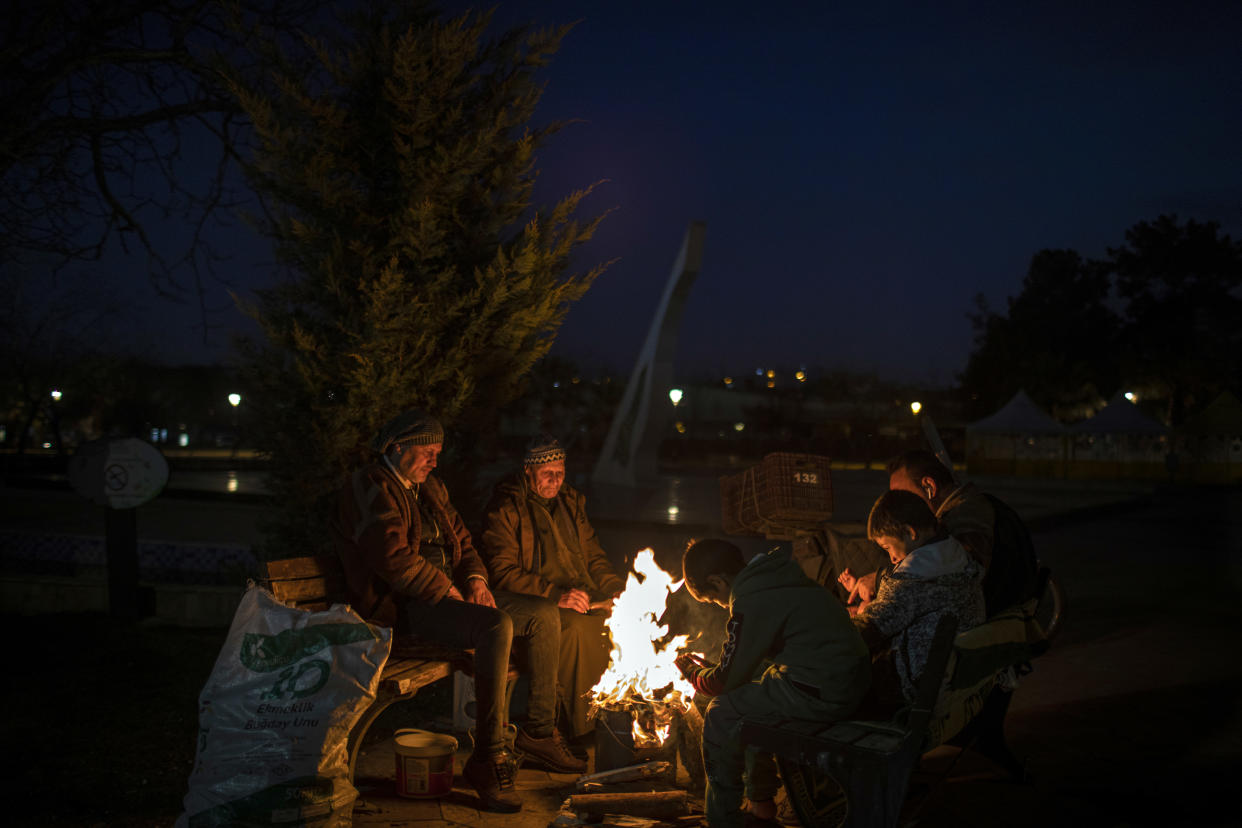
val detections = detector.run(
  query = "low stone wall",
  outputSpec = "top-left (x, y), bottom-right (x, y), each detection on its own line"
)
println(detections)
top-left (0, 575), bottom-right (244, 627)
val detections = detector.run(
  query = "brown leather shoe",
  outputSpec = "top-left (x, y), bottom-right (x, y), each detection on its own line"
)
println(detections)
top-left (514, 727), bottom-right (588, 774)
top-left (463, 750), bottom-right (522, 813)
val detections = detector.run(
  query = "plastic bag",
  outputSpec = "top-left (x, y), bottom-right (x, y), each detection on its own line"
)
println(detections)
top-left (177, 584), bottom-right (392, 827)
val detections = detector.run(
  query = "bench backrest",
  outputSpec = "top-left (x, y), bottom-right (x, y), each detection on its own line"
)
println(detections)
top-left (264, 555), bottom-right (347, 612)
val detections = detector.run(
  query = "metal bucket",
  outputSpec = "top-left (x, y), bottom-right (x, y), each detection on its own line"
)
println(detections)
top-left (593, 706), bottom-right (678, 774)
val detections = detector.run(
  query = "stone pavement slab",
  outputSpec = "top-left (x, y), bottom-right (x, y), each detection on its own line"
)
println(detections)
top-left (351, 739), bottom-right (696, 827)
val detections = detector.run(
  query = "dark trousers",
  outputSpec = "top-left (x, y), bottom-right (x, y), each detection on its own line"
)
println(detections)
top-left (404, 590), bottom-right (560, 755)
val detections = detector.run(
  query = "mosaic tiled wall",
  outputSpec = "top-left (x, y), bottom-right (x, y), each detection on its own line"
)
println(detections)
top-left (0, 532), bottom-right (258, 585)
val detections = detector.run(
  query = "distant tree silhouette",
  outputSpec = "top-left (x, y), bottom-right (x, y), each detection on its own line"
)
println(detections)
top-left (229, 3), bottom-right (609, 555)
top-left (960, 249), bottom-right (1120, 420)
top-left (1104, 215), bottom-right (1242, 425)
top-left (0, 0), bottom-right (326, 328)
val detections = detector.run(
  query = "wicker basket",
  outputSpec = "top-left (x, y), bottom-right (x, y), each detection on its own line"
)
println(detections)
top-left (719, 453), bottom-right (833, 538)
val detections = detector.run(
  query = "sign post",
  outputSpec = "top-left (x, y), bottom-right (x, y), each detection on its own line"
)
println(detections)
top-left (69, 438), bottom-right (170, 619)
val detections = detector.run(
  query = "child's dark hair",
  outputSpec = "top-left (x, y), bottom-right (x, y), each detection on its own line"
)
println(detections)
top-left (682, 538), bottom-right (746, 601)
top-left (867, 490), bottom-right (937, 540)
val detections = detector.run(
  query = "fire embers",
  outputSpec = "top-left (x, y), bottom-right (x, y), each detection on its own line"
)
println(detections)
top-left (589, 549), bottom-right (696, 747)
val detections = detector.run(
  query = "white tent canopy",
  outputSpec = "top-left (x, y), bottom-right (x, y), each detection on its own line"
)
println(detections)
top-left (967, 390), bottom-right (1066, 435)
top-left (1072, 392), bottom-right (1168, 435)
top-left (1179, 390), bottom-right (1242, 436)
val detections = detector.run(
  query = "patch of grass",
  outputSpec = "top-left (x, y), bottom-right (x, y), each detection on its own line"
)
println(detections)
top-left (1, 612), bottom-right (224, 826)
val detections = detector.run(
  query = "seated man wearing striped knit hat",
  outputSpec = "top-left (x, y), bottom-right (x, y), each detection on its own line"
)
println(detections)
top-left (333, 412), bottom-right (585, 813)
top-left (480, 435), bottom-right (625, 743)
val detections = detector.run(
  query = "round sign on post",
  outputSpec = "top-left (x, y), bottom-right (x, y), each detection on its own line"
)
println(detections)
top-left (69, 437), bottom-right (170, 509)
top-left (69, 437), bottom-right (169, 620)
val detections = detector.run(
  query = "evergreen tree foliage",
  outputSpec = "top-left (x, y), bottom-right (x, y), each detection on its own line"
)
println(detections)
top-left (229, 2), bottom-right (608, 556)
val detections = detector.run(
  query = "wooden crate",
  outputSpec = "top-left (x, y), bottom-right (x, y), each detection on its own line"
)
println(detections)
top-left (719, 453), bottom-right (833, 538)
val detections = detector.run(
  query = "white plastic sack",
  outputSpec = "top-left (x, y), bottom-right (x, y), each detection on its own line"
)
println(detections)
top-left (177, 585), bottom-right (392, 827)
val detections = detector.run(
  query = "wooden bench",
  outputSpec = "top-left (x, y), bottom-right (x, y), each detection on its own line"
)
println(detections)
top-left (262, 554), bottom-right (516, 783)
top-left (741, 568), bottom-right (1053, 828)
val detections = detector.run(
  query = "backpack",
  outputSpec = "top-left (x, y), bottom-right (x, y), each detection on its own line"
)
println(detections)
top-left (980, 493), bottom-right (1039, 616)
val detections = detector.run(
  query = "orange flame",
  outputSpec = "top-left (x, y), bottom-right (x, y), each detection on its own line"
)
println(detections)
top-left (590, 549), bottom-right (695, 746)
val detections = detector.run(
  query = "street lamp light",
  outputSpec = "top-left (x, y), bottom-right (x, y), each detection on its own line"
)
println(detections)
top-left (50, 389), bottom-right (62, 401)
top-left (228, 393), bottom-right (241, 407)
top-left (668, 388), bottom-right (683, 406)
top-left (910, 401), bottom-right (922, 415)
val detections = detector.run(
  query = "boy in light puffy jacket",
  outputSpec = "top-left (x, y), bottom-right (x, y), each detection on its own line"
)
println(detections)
top-left (842, 490), bottom-right (986, 716)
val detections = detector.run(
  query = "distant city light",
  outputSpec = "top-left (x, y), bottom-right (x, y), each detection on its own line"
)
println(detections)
top-left (669, 388), bottom-right (683, 406)
top-left (667, 504), bottom-right (680, 520)
top-left (1124, 391), bottom-right (1136, 402)
top-left (42, 442), bottom-right (52, 449)
top-left (178, 433), bottom-right (189, 447)
top-left (765, 369), bottom-right (775, 379)
top-left (675, 421), bottom-right (686, 434)
top-left (795, 371), bottom-right (806, 382)
top-left (553, 381), bottom-right (560, 389)
top-left (723, 376), bottom-right (733, 387)
top-left (754, 368), bottom-right (763, 376)
top-left (227, 471), bottom-right (239, 493)
top-left (733, 422), bottom-right (745, 432)
top-left (50, 389), bottom-right (62, 401)
top-left (228, 393), bottom-right (241, 407)
top-left (571, 376), bottom-right (580, 384)
top-left (766, 380), bottom-right (775, 389)
top-left (910, 401), bottom-right (922, 415)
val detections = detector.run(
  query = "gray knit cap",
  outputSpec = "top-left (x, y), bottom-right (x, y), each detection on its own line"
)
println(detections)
top-left (524, 434), bottom-right (566, 467)
top-left (371, 410), bottom-right (444, 454)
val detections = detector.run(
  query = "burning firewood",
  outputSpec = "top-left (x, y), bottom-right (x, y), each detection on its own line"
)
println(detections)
top-left (574, 761), bottom-right (673, 791)
top-left (589, 550), bottom-right (696, 751)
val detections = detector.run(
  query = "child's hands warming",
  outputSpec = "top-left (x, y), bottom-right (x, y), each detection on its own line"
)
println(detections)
top-left (675, 652), bottom-right (710, 679)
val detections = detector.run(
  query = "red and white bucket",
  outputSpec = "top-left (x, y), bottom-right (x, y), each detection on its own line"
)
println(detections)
top-left (393, 728), bottom-right (458, 798)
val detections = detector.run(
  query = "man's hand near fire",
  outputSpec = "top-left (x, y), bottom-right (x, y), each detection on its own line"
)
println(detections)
top-left (588, 592), bottom-right (620, 615)
top-left (558, 587), bottom-right (590, 614)
top-left (464, 577), bottom-right (496, 608)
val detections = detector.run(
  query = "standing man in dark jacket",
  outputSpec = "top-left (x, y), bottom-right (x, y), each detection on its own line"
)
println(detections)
top-left (479, 435), bottom-right (625, 741)
top-left (333, 412), bottom-right (585, 813)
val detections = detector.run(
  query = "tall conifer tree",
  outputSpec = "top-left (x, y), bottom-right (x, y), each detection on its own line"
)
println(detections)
top-left (230, 2), bottom-right (607, 555)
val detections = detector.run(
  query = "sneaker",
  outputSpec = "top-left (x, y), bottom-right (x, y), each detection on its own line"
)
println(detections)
top-left (462, 750), bottom-right (522, 813)
top-left (514, 727), bottom-right (589, 774)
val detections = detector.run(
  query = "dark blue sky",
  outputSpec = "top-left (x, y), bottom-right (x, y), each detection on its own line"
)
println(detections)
top-left (121, 0), bottom-right (1242, 386)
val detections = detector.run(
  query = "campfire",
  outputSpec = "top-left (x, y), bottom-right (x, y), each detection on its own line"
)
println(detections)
top-left (589, 549), bottom-right (696, 748)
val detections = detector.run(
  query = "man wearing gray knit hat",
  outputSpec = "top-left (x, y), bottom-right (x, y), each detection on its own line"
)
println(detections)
top-left (333, 412), bottom-right (585, 812)
top-left (479, 434), bottom-right (625, 742)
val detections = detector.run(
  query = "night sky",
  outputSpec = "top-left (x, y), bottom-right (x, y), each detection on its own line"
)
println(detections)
top-left (111, 0), bottom-right (1242, 386)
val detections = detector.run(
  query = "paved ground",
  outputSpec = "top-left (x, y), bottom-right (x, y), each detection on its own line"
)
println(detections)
top-left (4, 468), bottom-right (1237, 827)
top-left (314, 483), bottom-right (1242, 828)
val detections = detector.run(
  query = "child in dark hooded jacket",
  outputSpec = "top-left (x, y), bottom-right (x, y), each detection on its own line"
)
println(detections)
top-left (845, 489), bottom-right (986, 716)
top-left (676, 539), bottom-right (869, 828)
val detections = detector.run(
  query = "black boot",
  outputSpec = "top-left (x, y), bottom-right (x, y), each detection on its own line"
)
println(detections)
top-left (462, 749), bottom-right (522, 812)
